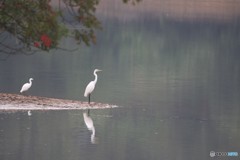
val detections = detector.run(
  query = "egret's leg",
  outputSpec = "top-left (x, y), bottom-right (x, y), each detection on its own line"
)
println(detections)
top-left (88, 94), bottom-right (91, 104)
top-left (21, 92), bottom-right (27, 96)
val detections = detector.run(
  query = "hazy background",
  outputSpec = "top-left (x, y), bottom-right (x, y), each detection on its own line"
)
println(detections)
top-left (0, 0), bottom-right (240, 160)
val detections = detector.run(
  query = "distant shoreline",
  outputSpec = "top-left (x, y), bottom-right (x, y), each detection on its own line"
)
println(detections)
top-left (0, 93), bottom-right (117, 112)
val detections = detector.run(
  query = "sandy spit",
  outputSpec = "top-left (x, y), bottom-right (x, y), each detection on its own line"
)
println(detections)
top-left (0, 93), bottom-right (118, 112)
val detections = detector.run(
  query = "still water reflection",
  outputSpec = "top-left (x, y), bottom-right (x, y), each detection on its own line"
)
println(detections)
top-left (0, 0), bottom-right (240, 160)
top-left (83, 111), bottom-right (97, 144)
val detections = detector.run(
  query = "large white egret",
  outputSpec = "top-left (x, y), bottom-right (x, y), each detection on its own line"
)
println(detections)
top-left (84, 69), bottom-right (102, 104)
top-left (20, 78), bottom-right (34, 93)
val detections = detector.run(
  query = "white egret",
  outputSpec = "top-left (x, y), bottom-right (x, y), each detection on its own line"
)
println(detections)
top-left (20, 78), bottom-right (34, 93)
top-left (84, 69), bottom-right (102, 104)
top-left (83, 112), bottom-right (96, 144)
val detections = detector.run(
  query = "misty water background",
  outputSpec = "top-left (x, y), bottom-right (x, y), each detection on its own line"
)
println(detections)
top-left (0, 0), bottom-right (240, 159)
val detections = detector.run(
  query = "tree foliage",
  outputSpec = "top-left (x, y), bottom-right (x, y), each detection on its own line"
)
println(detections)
top-left (0, 0), bottom-right (141, 55)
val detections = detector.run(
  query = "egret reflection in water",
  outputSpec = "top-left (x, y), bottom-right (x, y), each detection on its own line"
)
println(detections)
top-left (27, 110), bottom-right (32, 116)
top-left (83, 110), bottom-right (97, 144)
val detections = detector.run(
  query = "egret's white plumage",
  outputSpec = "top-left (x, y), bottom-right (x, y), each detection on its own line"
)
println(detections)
top-left (84, 69), bottom-right (102, 104)
top-left (20, 78), bottom-right (33, 93)
top-left (84, 81), bottom-right (95, 97)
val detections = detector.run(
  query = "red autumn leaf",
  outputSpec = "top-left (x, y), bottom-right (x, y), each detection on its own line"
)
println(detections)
top-left (34, 42), bottom-right (40, 47)
top-left (40, 34), bottom-right (52, 47)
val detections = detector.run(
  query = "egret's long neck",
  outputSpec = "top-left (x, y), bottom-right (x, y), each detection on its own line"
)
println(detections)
top-left (29, 79), bottom-right (32, 84)
top-left (93, 72), bottom-right (98, 83)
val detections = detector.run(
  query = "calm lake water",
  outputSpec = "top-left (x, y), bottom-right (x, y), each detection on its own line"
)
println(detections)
top-left (0, 0), bottom-right (240, 160)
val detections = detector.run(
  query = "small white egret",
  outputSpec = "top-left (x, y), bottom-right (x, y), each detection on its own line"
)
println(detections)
top-left (83, 112), bottom-right (96, 144)
top-left (84, 69), bottom-right (102, 104)
top-left (20, 78), bottom-right (34, 93)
